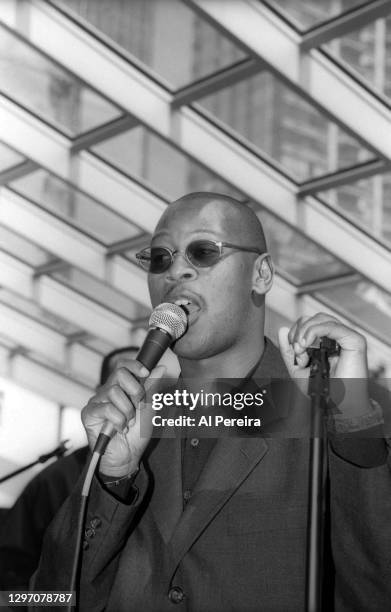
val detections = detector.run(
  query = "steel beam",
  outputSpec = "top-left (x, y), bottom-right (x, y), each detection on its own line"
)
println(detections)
top-left (298, 159), bottom-right (391, 196)
top-left (0, 248), bottom-right (136, 346)
top-left (0, 95), bottom-right (71, 175)
top-left (186, 0), bottom-right (391, 160)
top-left (0, 187), bottom-right (150, 305)
top-left (107, 234), bottom-right (151, 256)
top-left (0, 301), bottom-right (101, 385)
top-left (4, 1), bottom-right (387, 296)
top-left (33, 258), bottom-right (69, 277)
top-left (172, 58), bottom-right (264, 108)
top-left (0, 97), bottom-right (166, 233)
top-left (300, 0), bottom-right (391, 51)
top-left (295, 273), bottom-right (360, 295)
top-left (0, 160), bottom-right (39, 185)
top-left (71, 114), bottom-right (139, 153)
top-left (0, 343), bottom-right (93, 406)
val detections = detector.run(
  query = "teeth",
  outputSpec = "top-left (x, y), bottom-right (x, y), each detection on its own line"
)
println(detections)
top-left (174, 298), bottom-right (191, 306)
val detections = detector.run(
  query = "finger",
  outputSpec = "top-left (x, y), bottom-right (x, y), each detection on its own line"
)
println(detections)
top-left (113, 366), bottom-right (147, 403)
top-left (106, 384), bottom-right (136, 423)
top-left (104, 359), bottom-right (149, 387)
top-left (294, 313), bottom-right (339, 347)
top-left (295, 351), bottom-right (310, 368)
top-left (299, 321), bottom-right (366, 352)
top-left (278, 327), bottom-right (298, 377)
top-left (83, 399), bottom-right (130, 434)
top-left (287, 319), bottom-right (301, 346)
top-left (279, 326), bottom-right (311, 370)
top-left (88, 381), bottom-right (138, 425)
top-left (144, 365), bottom-right (167, 395)
top-left (127, 365), bottom-right (167, 440)
top-left (284, 319), bottom-right (312, 360)
top-left (288, 317), bottom-right (313, 354)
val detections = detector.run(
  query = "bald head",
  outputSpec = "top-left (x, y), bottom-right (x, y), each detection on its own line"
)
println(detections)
top-left (154, 192), bottom-right (267, 252)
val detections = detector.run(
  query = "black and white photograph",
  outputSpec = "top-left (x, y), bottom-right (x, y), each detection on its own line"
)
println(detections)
top-left (0, 1), bottom-right (390, 610)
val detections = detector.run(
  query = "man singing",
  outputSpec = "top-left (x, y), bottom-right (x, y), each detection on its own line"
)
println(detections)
top-left (33, 193), bottom-right (390, 611)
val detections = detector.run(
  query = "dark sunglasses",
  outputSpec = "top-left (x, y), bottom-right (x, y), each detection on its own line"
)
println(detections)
top-left (136, 239), bottom-right (263, 274)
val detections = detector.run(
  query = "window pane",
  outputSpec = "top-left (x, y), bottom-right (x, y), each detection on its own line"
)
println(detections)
top-left (314, 278), bottom-right (391, 343)
top-left (197, 71), bottom-right (374, 182)
top-left (0, 141), bottom-right (24, 172)
top-left (0, 287), bottom-right (82, 337)
top-left (0, 24), bottom-right (120, 136)
top-left (51, 268), bottom-right (149, 322)
top-left (264, 0), bottom-right (372, 32)
top-left (81, 336), bottom-right (114, 356)
top-left (0, 378), bottom-right (59, 507)
top-left (54, 0), bottom-right (246, 89)
top-left (325, 17), bottom-right (391, 101)
top-left (253, 203), bottom-right (353, 285)
top-left (92, 126), bottom-right (243, 200)
top-left (0, 224), bottom-right (53, 267)
top-left (318, 173), bottom-right (391, 248)
top-left (10, 170), bottom-right (142, 245)
top-left (61, 406), bottom-right (88, 450)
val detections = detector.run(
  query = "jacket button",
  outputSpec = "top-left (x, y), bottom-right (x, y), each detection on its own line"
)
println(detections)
top-left (82, 540), bottom-right (89, 550)
top-left (90, 517), bottom-right (102, 529)
top-left (84, 527), bottom-right (95, 539)
top-left (168, 587), bottom-right (184, 604)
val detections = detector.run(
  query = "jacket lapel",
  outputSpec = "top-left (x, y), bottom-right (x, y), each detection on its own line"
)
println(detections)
top-left (169, 436), bottom-right (269, 570)
top-left (165, 338), bottom-right (289, 568)
top-left (170, 338), bottom-right (289, 569)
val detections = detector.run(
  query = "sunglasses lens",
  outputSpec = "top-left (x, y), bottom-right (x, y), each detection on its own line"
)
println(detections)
top-left (149, 247), bottom-right (172, 273)
top-left (187, 241), bottom-right (220, 267)
top-left (136, 248), bottom-right (171, 272)
top-left (135, 250), bottom-right (150, 271)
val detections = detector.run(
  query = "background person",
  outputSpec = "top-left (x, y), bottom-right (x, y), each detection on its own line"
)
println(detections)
top-left (0, 346), bottom-right (141, 591)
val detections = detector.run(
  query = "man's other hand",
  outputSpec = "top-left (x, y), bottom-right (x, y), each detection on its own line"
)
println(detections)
top-left (278, 314), bottom-right (373, 420)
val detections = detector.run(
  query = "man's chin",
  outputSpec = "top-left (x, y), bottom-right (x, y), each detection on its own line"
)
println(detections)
top-left (171, 329), bottom-right (207, 360)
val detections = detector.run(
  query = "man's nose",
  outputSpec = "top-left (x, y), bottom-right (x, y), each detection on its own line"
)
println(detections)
top-left (165, 252), bottom-right (197, 281)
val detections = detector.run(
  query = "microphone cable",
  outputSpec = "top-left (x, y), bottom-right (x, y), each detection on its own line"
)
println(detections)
top-left (65, 451), bottom-right (100, 612)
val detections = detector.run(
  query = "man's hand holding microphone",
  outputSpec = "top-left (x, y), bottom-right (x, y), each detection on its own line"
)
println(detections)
top-left (82, 303), bottom-right (187, 479)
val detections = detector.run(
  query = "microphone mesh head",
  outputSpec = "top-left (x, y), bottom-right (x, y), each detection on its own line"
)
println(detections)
top-left (149, 302), bottom-right (188, 340)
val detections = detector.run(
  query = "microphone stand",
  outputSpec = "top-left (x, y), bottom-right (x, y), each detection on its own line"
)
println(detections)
top-left (0, 441), bottom-right (69, 484)
top-left (305, 339), bottom-right (338, 612)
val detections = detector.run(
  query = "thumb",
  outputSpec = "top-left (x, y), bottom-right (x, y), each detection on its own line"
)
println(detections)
top-left (278, 327), bottom-right (296, 377)
top-left (131, 365), bottom-right (167, 442)
top-left (144, 364), bottom-right (167, 395)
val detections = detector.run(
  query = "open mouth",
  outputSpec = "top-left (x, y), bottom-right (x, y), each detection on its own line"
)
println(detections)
top-left (173, 298), bottom-right (201, 320)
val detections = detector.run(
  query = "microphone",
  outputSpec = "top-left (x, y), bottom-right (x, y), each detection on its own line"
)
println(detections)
top-left (136, 302), bottom-right (188, 371)
top-left (94, 303), bottom-right (187, 455)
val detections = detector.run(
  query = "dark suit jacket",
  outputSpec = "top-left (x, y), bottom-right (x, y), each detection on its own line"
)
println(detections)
top-left (0, 446), bottom-right (89, 590)
top-left (33, 341), bottom-right (391, 611)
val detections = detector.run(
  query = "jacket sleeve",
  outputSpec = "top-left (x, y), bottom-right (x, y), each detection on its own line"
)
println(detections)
top-left (329, 444), bottom-right (391, 612)
top-left (31, 464), bottom-right (150, 611)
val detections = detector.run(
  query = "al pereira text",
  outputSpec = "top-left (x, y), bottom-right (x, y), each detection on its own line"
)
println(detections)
top-left (152, 415), bottom-right (262, 428)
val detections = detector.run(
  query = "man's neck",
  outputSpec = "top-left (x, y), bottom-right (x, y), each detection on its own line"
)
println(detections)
top-left (179, 335), bottom-right (266, 380)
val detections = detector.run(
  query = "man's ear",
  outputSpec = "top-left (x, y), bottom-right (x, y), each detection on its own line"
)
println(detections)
top-left (252, 253), bottom-right (274, 295)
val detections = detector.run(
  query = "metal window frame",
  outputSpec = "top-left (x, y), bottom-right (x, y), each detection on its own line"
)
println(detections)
top-left (2, 0), bottom-right (387, 294)
top-left (300, 0), bottom-right (391, 51)
top-left (186, 0), bottom-right (391, 160)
